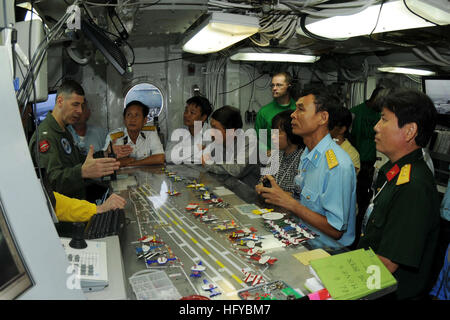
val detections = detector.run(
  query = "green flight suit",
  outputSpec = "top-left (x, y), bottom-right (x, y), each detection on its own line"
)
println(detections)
top-left (254, 98), bottom-right (297, 151)
top-left (357, 148), bottom-right (440, 300)
top-left (29, 112), bottom-right (87, 199)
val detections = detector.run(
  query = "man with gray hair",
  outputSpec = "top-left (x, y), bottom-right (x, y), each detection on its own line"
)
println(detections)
top-left (67, 99), bottom-right (107, 155)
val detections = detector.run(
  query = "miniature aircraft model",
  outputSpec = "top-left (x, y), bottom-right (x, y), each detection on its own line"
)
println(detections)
top-left (202, 279), bottom-right (221, 297)
top-left (251, 208), bottom-right (274, 215)
top-left (190, 261), bottom-right (206, 277)
top-left (185, 203), bottom-right (199, 211)
top-left (138, 235), bottom-right (165, 244)
top-left (135, 246), bottom-right (165, 259)
top-left (241, 269), bottom-right (265, 286)
top-left (199, 191), bottom-right (211, 200)
top-left (200, 214), bottom-right (218, 223)
top-left (249, 254), bottom-right (278, 265)
top-left (167, 189), bottom-right (181, 196)
top-left (186, 181), bottom-right (205, 189)
top-left (146, 255), bottom-right (176, 266)
top-left (204, 196), bottom-right (221, 203)
top-left (192, 208), bottom-right (209, 217)
top-left (228, 227), bottom-right (258, 240)
top-left (212, 220), bottom-right (237, 231)
top-left (239, 247), bottom-right (265, 256)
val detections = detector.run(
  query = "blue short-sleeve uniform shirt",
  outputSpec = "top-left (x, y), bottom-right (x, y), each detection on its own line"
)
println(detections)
top-left (295, 134), bottom-right (356, 246)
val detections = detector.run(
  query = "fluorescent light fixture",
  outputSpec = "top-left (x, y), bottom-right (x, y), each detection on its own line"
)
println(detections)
top-left (230, 52), bottom-right (320, 63)
top-left (182, 12), bottom-right (259, 54)
top-left (407, 0), bottom-right (450, 25)
top-left (377, 66), bottom-right (436, 76)
top-left (297, 0), bottom-right (449, 40)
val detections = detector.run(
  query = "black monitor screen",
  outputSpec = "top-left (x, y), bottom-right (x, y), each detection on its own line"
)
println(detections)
top-left (423, 76), bottom-right (450, 116)
top-left (34, 92), bottom-right (56, 124)
top-left (0, 196), bottom-right (33, 299)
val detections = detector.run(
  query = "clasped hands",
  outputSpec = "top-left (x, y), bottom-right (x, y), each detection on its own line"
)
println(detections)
top-left (255, 175), bottom-right (296, 209)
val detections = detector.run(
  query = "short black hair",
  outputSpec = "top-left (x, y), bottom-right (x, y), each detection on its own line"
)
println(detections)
top-left (379, 89), bottom-right (437, 147)
top-left (211, 105), bottom-right (243, 129)
top-left (123, 100), bottom-right (150, 118)
top-left (272, 110), bottom-right (304, 147)
top-left (186, 96), bottom-right (213, 119)
top-left (300, 88), bottom-right (340, 115)
top-left (328, 106), bottom-right (353, 136)
top-left (57, 79), bottom-right (85, 98)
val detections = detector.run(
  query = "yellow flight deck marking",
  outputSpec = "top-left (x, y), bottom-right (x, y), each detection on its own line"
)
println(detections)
top-left (232, 274), bottom-right (244, 285)
top-left (215, 260), bottom-right (225, 268)
top-left (143, 186), bottom-right (250, 288)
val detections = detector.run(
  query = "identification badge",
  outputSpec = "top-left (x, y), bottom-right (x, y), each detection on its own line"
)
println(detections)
top-left (61, 138), bottom-right (72, 154)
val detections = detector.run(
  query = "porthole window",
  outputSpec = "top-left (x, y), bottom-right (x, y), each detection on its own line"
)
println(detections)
top-left (124, 83), bottom-right (163, 122)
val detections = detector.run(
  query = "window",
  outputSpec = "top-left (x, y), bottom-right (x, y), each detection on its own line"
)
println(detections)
top-left (124, 83), bottom-right (164, 123)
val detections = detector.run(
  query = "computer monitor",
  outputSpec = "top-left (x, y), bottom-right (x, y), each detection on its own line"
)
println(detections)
top-left (34, 91), bottom-right (56, 124)
top-left (422, 75), bottom-right (450, 127)
top-left (0, 197), bottom-right (33, 299)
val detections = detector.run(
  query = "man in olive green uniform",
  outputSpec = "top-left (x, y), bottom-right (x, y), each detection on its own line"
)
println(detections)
top-left (357, 89), bottom-right (440, 300)
top-left (29, 80), bottom-right (120, 200)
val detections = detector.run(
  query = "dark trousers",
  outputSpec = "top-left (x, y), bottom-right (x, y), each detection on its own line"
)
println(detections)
top-left (350, 161), bottom-right (375, 249)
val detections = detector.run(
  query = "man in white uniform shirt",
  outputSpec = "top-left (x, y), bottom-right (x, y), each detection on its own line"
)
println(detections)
top-left (104, 100), bottom-right (164, 167)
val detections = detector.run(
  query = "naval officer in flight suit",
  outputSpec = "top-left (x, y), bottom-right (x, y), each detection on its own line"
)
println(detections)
top-left (357, 89), bottom-right (440, 300)
top-left (104, 100), bottom-right (165, 167)
top-left (256, 90), bottom-right (356, 247)
top-left (29, 80), bottom-right (120, 200)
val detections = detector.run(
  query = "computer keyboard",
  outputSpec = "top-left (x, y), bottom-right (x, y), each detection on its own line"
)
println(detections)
top-left (84, 208), bottom-right (125, 239)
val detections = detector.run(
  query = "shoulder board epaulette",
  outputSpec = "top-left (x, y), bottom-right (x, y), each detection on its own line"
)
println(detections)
top-left (142, 125), bottom-right (156, 131)
top-left (396, 164), bottom-right (411, 185)
top-left (110, 131), bottom-right (124, 140)
top-left (325, 149), bottom-right (339, 170)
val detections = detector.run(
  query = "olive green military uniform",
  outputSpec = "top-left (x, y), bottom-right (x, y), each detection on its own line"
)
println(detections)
top-left (29, 112), bottom-right (87, 199)
top-left (357, 148), bottom-right (440, 300)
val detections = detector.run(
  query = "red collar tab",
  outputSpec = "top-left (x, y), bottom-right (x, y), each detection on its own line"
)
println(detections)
top-left (386, 164), bottom-right (400, 182)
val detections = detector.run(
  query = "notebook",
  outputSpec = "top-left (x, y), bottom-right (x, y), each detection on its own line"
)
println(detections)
top-left (310, 248), bottom-right (397, 300)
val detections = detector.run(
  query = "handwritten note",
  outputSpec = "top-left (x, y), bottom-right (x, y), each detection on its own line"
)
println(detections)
top-left (310, 248), bottom-right (397, 300)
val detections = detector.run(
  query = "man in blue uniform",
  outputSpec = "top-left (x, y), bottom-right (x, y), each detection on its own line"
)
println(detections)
top-left (256, 90), bottom-right (356, 247)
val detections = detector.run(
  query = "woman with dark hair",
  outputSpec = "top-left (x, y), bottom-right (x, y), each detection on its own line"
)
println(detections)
top-left (259, 110), bottom-right (304, 194)
top-left (104, 100), bottom-right (165, 167)
top-left (202, 106), bottom-right (258, 183)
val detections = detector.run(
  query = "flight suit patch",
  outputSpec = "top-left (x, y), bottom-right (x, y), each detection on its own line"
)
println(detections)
top-left (396, 164), bottom-right (411, 185)
top-left (325, 149), bottom-right (338, 169)
top-left (61, 138), bottom-right (72, 154)
top-left (39, 140), bottom-right (50, 153)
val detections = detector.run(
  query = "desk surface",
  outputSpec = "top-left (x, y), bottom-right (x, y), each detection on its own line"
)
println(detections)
top-left (110, 164), bottom-right (347, 300)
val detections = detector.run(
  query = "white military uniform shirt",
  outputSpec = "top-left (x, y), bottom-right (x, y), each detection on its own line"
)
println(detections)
top-left (104, 126), bottom-right (164, 160)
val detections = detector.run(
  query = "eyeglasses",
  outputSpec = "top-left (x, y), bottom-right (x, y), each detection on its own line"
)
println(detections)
top-left (270, 83), bottom-right (287, 88)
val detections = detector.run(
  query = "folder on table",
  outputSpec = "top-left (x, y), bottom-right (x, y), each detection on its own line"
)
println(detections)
top-left (310, 248), bottom-right (397, 300)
